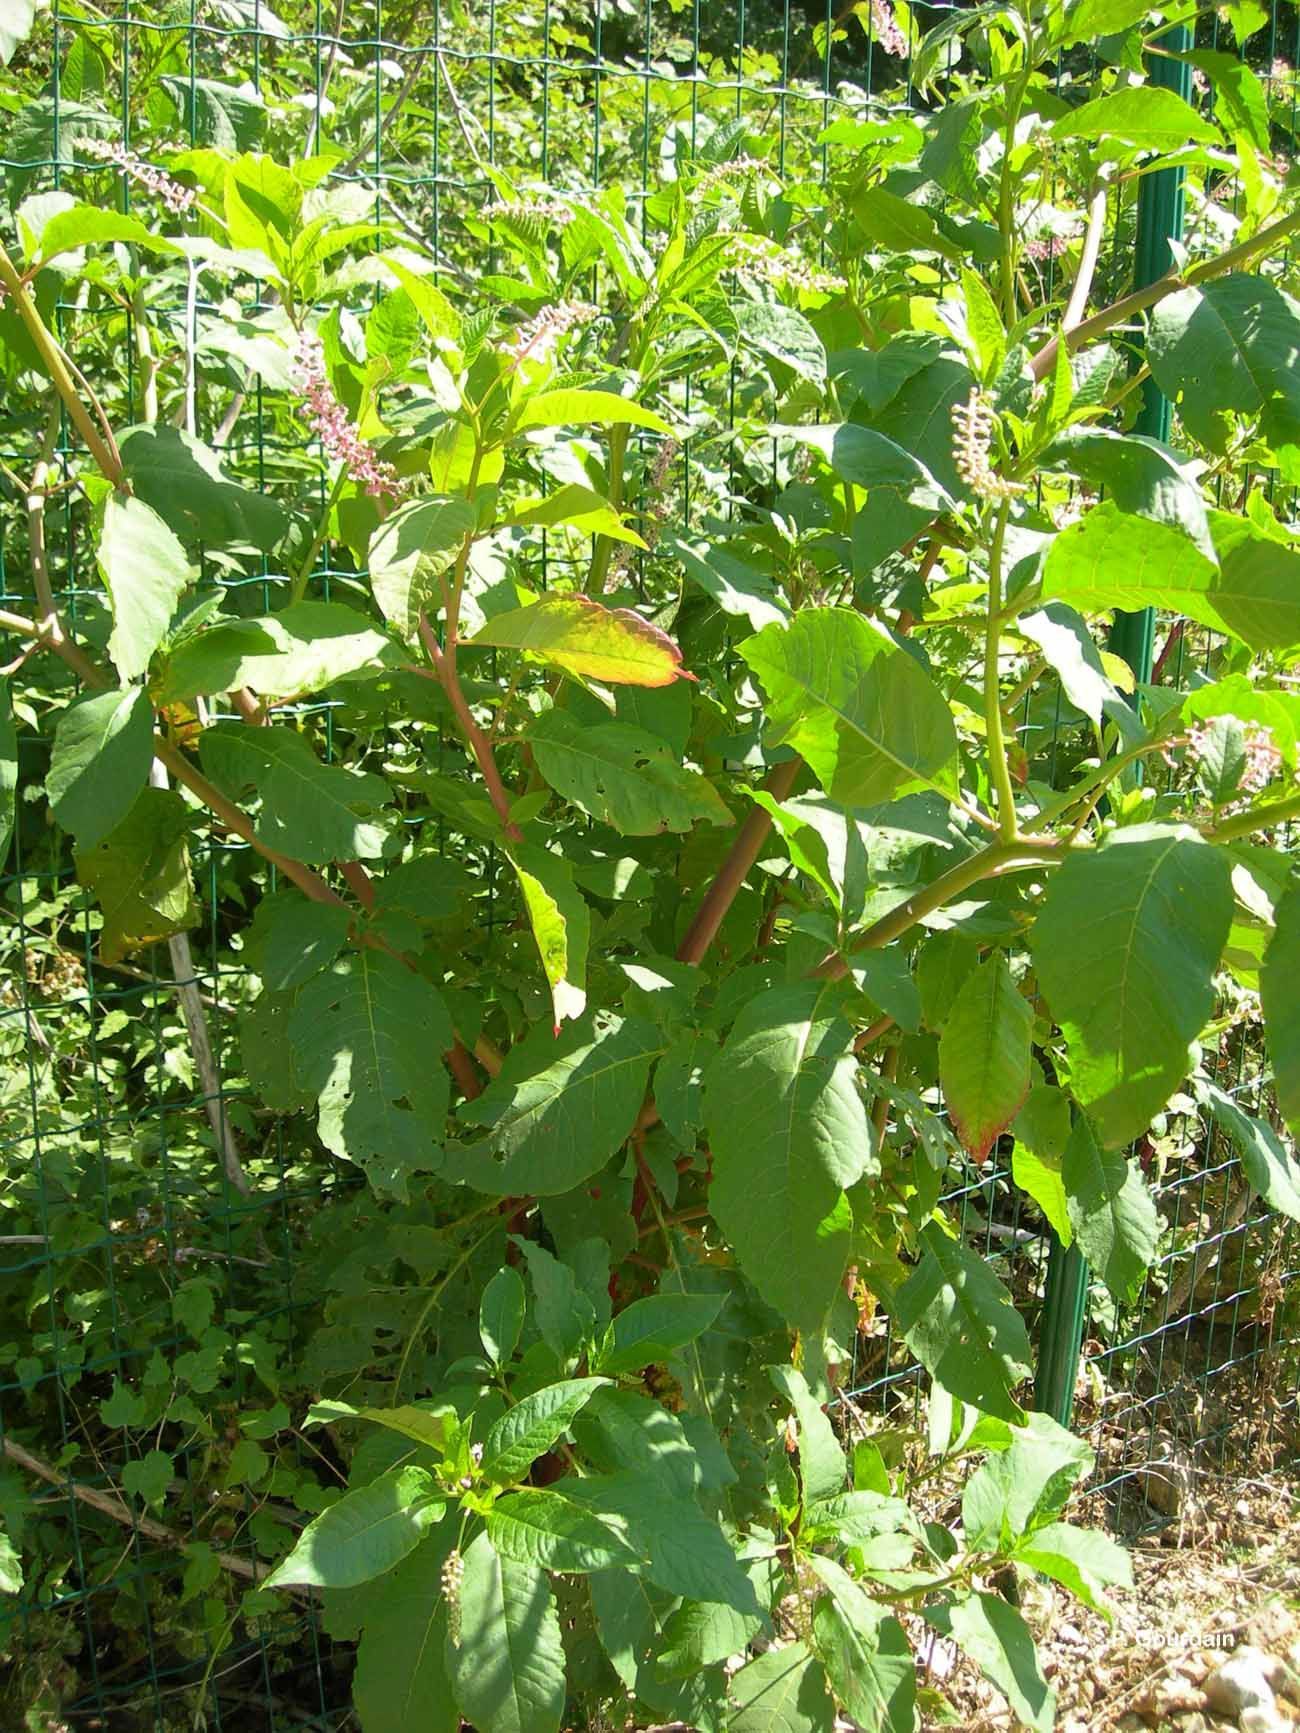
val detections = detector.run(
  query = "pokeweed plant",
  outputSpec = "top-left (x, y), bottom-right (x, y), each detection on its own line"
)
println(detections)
top-left (3, 0), bottom-right (1300, 1726)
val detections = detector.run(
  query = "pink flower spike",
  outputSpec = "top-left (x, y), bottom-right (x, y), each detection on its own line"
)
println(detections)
top-left (291, 331), bottom-right (404, 501)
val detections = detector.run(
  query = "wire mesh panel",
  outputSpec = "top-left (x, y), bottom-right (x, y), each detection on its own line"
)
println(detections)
top-left (0, 2), bottom-right (1296, 1729)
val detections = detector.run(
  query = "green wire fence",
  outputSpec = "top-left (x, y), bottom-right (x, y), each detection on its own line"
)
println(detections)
top-left (0, 1), bottom-right (1297, 1727)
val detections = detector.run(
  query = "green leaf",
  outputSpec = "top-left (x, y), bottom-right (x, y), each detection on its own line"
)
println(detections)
top-left (1147, 275), bottom-right (1300, 450)
top-left (575, 1388), bottom-right (733, 1500)
top-left (122, 1449), bottom-right (173, 1510)
top-left (98, 493), bottom-right (196, 682)
top-left (486, 1487), bottom-right (641, 1573)
top-left (471, 594), bottom-right (693, 687)
top-left (931, 1593), bottom-right (1055, 1733)
top-left (1181, 52), bottom-right (1269, 152)
top-left (1262, 879), bottom-right (1300, 1142)
top-left (665, 534), bottom-right (790, 633)
top-left (1042, 430), bottom-right (1214, 560)
top-left (1010, 1521), bottom-right (1132, 1615)
top-left (850, 185), bottom-right (962, 261)
top-left (506, 843), bottom-right (590, 1027)
top-left (563, 1475), bottom-right (761, 1610)
top-left (1052, 86), bottom-right (1220, 150)
top-left (160, 75), bottom-right (265, 151)
top-left (1062, 1115), bottom-right (1160, 1303)
top-left (306, 1400), bottom-right (460, 1455)
top-left (199, 725), bottom-right (393, 864)
top-left (1204, 1084), bottom-right (1300, 1223)
top-left (960, 1412), bottom-right (1093, 1550)
top-left (448, 1535), bottom-right (565, 1733)
top-left (939, 956), bottom-right (1033, 1164)
top-left (515, 1239), bottom-right (596, 1360)
top-left (527, 710), bottom-right (730, 836)
top-left (481, 1379), bottom-right (612, 1485)
top-left (736, 301), bottom-right (828, 384)
top-left (350, 1536), bottom-right (460, 1733)
top-left (250, 891), bottom-right (352, 992)
top-left (47, 686), bottom-right (154, 848)
top-left (452, 1012), bottom-right (661, 1196)
top-left (729, 1641), bottom-right (836, 1733)
top-left (1018, 603), bottom-right (1125, 730)
top-left (808, 1555), bottom-right (916, 1733)
top-left (769, 1365), bottom-right (846, 1504)
top-left (27, 202), bottom-right (183, 265)
top-left (894, 1223), bottom-right (1033, 1422)
top-left (159, 602), bottom-right (399, 704)
top-left (265, 1466), bottom-right (444, 1589)
top-left (655, 1027), bottom-right (715, 1147)
top-left (595, 1293), bottom-right (723, 1375)
top-left (658, 1598), bottom-right (767, 1678)
top-left (741, 609), bottom-right (960, 806)
top-left (704, 982), bottom-right (876, 1327)
top-left (119, 425), bottom-right (288, 554)
top-left (383, 257), bottom-right (462, 344)
top-left (75, 787), bottom-right (198, 963)
top-left (367, 496), bottom-right (477, 640)
top-left (480, 1266), bottom-right (527, 1367)
top-left (513, 388), bottom-right (672, 435)
top-left (507, 484), bottom-right (645, 546)
top-left (1060, 0), bottom-right (1153, 42)
top-left (1031, 824), bottom-right (1233, 1147)
top-left (0, 1526), bottom-right (21, 1596)
top-left (289, 950), bottom-right (452, 1199)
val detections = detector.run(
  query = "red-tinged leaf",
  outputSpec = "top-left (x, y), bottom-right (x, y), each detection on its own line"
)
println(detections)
top-left (469, 594), bottom-right (695, 688)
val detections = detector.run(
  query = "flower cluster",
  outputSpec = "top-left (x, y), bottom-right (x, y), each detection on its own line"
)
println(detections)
top-left (695, 155), bottom-right (766, 194)
top-left (604, 440), bottom-right (680, 590)
top-left (441, 1548), bottom-right (465, 1646)
top-left (950, 389), bottom-right (1023, 503)
top-left (81, 137), bottom-right (197, 216)
top-left (291, 331), bottom-right (403, 500)
top-left (1185, 718), bottom-right (1283, 799)
top-left (871, 0), bottom-right (909, 57)
top-left (729, 237), bottom-right (843, 296)
top-left (504, 298), bottom-right (597, 367)
top-left (482, 196), bottom-right (573, 229)
top-left (1025, 233), bottom-right (1069, 263)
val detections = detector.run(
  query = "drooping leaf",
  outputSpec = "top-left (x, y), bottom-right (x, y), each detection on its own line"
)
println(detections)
top-left (808, 1555), bottom-right (916, 1733)
top-left (249, 890), bottom-right (352, 992)
top-left (729, 1641), bottom-right (836, 1733)
top-left (75, 787), bottom-right (198, 963)
top-left (736, 301), bottom-right (828, 383)
top-left (1018, 603), bottom-right (1125, 729)
top-left (480, 1266), bottom-right (527, 1367)
top-left (1061, 1115), bottom-right (1160, 1303)
top-left (959, 1411), bottom-right (1093, 1549)
top-left (1041, 430), bottom-right (1214, 560)
top-left (471, 594), bottom-right (694, 687)
top-left (507, 842), bottom-right (590, 1026)
top-left (305, 1400), bottom-right (459, 1454)
top-left (98, 493), bottom-right (196, 682)
top-left (894, 1223), bottom-right (1033, 1422)
top-left (367, 495), bottom-right (476, 640)
top-left (1052, 86), bottom-right (1220, 150)
top-left (289, 950), bottom-right (453, 1198)
top-left (513, 388), bottom-right (672, 435)
top-left (595, 1293), bottom-right (723, 1376)
top-left (451, 1012), bottom-right (661, 1196)
top-left (199, 724), bottom-right (394, 864)
top-left (769, 1364), bottom-right (847, 1504)
top-left (527, 709), bottom-right (730, 836)
top-left (1031, 825), bottom-right (1233, 1148)
top-left (448, 1534), bottom-right (565, 1733)
top-left (25, 202), bottom-right (183, 265)
top-left (1010, 1521), bottom-right (1133, 1616)
top-left (1261, 881), bottom-right (1300, 1142)
top-left (939, 955), bottom-right (1033, 1164)
top-left (1147, 275), bottom-right (1300, 451)
top-left (119, 425), bottom-right (288, 553)
top-left (1204, 1083), bottom-right (1300, 1223)
top-left (514, 1239), bottom-right (596, 1360)
top-left (47, 686), bottom-right (154, 847)
top-left (562, 1475), bottom-right (761, 1611)
top-left (741, 609), bottom-right (960, 806)
top-left (264, 1466), bottom-right (444, 1589)
top-left (1042, 501), bottom-right (1300, 654)
top-left (349, 1535), bottom-right (460, 1733)
top-left (666, 534), bottom-right (790, 632)
top-left (929, 1593), bottom-right (1055, 1733)
top-left (481, 1379), bottom-right (611, 1485)
top-left (159, 602), bottom-right (399, 703)
top-left (704, 982), bottom-right (876, 1327)
top-left (506, 484), bottom-right (645, 545)
top-left (486, 1487), bottom-right (641, 1573)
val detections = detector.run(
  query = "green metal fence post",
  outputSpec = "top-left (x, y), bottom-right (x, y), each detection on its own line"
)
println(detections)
top-left (1035, 28), bottom-right (1191, 1428)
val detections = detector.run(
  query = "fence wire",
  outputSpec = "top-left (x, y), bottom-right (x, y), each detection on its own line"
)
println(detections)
top-left (0, 2), bottom-right (1297, 1728)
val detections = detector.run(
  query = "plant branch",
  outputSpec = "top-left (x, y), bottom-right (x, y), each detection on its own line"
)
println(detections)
top-left (676, 758), bottom-right (802, 965)
top-left (1063, 180), bottom-right (1108, 331)
top-left (811, 840), bottom-right (1060, 981)
top-left (984, 504), bottom-right (1019, 841)
top-left (1028, 202), bottom-right (1300, 381)
top-left (0, 243), bottom-right (125, 487)
top-left (418, 612), bottom-right (523, 843)
top-left (1204, 787), bottom-right (1300, 844)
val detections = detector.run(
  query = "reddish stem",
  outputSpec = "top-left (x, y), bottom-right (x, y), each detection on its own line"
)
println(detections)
top-left (676, 758), bottom-right (801, 965)
top-left (418, 613), bottom-right (524, 844)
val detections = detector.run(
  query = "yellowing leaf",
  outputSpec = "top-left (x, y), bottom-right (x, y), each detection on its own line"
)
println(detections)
top-left (470, 595), bottom-right (694, 688)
